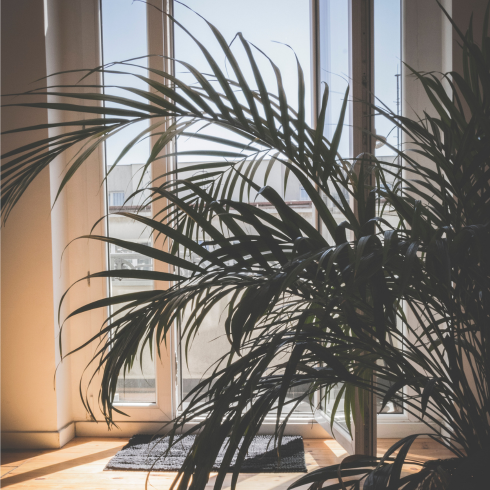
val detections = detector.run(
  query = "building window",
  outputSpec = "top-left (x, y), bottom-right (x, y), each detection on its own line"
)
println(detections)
top-left (109, 191), bottom-right (125, 207)
top-left (299, 187), bottom-right (309, 201)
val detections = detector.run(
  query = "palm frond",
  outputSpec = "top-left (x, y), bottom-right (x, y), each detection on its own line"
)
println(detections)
top-left (2, 3), bottom-right (490, 490)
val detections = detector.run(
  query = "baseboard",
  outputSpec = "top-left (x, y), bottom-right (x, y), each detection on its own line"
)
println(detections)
top-left (259, 421), bottom-right (331, 438)
top-left (3, 419), bottom-right (427, 448)
top-left (1, 422), bottom-right (75, 449)
top-left (75, 421), bottom-right (176, 438)
top-left (75, 420), bottom-right (331, 439)
top-left (0, 419), bottom-right (437, 448)
top-left (377, 421), bottom-right (440, 438)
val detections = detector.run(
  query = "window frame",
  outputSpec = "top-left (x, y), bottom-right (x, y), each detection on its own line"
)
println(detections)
top-left (98, 0), bottom-right (177, 423)
top-left (310, 0), bottom-right (420, 455)
top-left (93, 0), bottom-right (429, 444)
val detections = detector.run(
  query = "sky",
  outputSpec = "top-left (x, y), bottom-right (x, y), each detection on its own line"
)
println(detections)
top-left (100, 0), bottom-right (401, 165)
top-left (374, 0), bottom-right (402, 155)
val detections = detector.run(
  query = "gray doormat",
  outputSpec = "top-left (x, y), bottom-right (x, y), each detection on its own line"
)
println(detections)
top-left (105, 434), bottom-right (307, 473)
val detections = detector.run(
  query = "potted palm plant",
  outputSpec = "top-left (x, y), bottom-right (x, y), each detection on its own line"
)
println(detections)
top-left (2, 2), bottom-right (489, 489)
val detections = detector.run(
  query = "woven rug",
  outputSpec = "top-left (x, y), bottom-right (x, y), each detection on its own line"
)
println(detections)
top-left (105, 434), bottom-right (307, 473)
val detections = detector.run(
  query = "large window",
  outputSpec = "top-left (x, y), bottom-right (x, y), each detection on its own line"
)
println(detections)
top-left (373, 0), bottom-right (403, 415)
top-left (101, 0), bottom-right (156, 404)
top-left (317, 0), bottom-right (402, 448)
top-left (317, 0), bottom-right (351, 431)
top-left (174, 0), bottom-right (314, 415)
top-left (98, 0), bottom-right (402, 427)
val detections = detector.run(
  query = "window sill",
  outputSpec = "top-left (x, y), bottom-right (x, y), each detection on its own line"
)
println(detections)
top-left (113, 402), bottom-right (158, 408)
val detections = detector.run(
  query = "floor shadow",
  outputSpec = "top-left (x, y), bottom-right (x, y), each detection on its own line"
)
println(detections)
top-left (1, 449), bottom-right (59, 466)
top-left (0, 438), bottom-right (115, 465)
top-left (0, 446), bottom-right (125, 487)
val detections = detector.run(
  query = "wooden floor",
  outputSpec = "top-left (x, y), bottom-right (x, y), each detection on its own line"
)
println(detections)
top-left (1, 437), bottom-right (454, 489)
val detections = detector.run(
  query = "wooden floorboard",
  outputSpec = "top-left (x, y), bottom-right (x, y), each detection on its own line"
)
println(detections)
top-left (1, 437), bottom-right (454, 489)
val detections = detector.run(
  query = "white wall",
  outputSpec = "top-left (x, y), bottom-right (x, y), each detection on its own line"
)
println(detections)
top-left (398, 0), bottom-right (488, 437)
top-left (44, 0), bottom-right (108, 434)
top-left (403, 0), bottom-right (489, 116)
top-left (1, 0), bottom-right (62, 448)
top-left (402, 0), bottom-right (453, 122)
top-left (1, 0), bottom-right (106, 448)
top-left (452, 0), bottom-right (489, 75)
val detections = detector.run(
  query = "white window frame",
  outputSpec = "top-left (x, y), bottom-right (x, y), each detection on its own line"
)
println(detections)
top-left (89, 0), bottom-right (177, 429)
top-left (312, 0), bottom-right (450, 454)
top-left (76, 0), bottom-right (448, 441)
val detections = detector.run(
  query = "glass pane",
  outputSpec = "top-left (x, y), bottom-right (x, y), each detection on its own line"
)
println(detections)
top-left (319, 0), bottom-right (351, 160)
top-left (318, 0), bottom-right (350, 426)
top-left (374, 0), bottom-right (401, 159)
top-left (374, 0), bottom-right (403, 414)
top-left (318, 0), bottom-right (351, 241)
top-left (318, 0), bottom-right (403, 423)
top-left (322, 384), bottom-right (349, 432)
top-left (101, 0), bottom-right (156, 404)
top-left (174, 0), bottom-right (313, 413)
